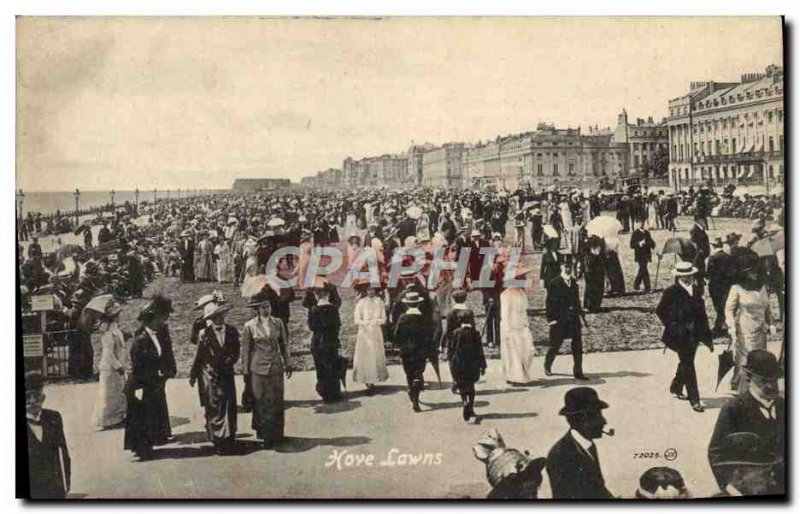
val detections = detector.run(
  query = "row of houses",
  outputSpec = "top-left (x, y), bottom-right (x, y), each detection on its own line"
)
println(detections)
top-left (299, 64), bottom-right (783, 191)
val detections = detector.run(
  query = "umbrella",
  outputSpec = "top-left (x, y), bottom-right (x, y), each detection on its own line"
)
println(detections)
top-left (406, 205), bottom-right (423, 220)
top-left (56, 244), bottom-right (85, 261)
top-left (586, 215), bottom-right (623, 238)
top-left (654, 237), bottom-right (697, 289)
top-left (522, 201), bottom-right (541, 211)
top-left (267, 217), bottom-right (285, 228)
top-left (751, 231), bottom-right (784, 257)
top-left (84, 294), bottom-right (117, 315)
top-left (716, 341), bottom-right (736, 391)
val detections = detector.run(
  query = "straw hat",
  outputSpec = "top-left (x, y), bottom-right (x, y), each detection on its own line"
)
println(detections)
top-left (672, 261), bottom-right (698, 277)
top-left (202, 302), bottom-right (232, 321)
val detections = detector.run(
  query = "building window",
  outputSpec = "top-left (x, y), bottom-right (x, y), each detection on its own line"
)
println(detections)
top-left (634, 155), bottom-right (639, 167)
top-left (769, 137), bottom-right (774, 152)
top-left (553, 163), bottom-right (559, 176)
top-left (768, 111), bottom-right (774, 123)
top-left (537, 163), bottom-right (543, 176)
top-left (723, 119), bottom-right (728, 129)
top-left (731, 138), bottom-right (737, 154)
top-left (568, 162), bottom-right (575, 175)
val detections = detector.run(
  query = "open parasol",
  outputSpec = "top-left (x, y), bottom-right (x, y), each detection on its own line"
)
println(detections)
top-left (586, 215), bottom-right (623, 239)
top-left (406, 205), bottom-right (423, 220)
top-left (654, 237), bottom-right (697, 289)
top-left (542, 224), bottom-right (559, 240)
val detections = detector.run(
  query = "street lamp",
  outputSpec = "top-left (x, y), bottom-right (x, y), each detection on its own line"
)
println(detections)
top-left (16, 189), bottom-right (24, 220)
top-left (154, 188), bottom-right (157, 203)
top-left (73, 189), bottom-right (81, 227)
top-left (135, 188), bottom-right (140, 215)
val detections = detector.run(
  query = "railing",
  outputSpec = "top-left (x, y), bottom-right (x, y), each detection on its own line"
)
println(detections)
top-left (696, 150), bottom-right (784, 164)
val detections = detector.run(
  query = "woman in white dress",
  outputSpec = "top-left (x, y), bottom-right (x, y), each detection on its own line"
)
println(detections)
top-left (214, 238), bottom-right (234, 283)
top-left (91, 298), bottom-right (128, 430)
top-left (500, 266), bottom-right (536, 385)
top-left (352, 284), bottom-right (389, 393)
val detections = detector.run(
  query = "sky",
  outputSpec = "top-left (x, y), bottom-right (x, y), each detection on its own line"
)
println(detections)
top-left (16, 16), bottom-right (783, 191)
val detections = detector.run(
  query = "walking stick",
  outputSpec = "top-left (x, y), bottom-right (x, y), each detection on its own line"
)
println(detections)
top-left (654, 254), bottom-right (662, 290)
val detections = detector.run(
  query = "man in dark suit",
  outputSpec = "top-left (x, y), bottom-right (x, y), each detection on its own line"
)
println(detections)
top-left (439, 212), bottom-right (456, 245)
top-left (179, 230), bottom-right (195, 283)
top-left (25, 371), bottom-right (71, 499)
top-left (544, 262), bottom-right (587, 379)
top-left (709, 433), bottom-right (783, 497)
top-left (665, 193), bottom-right (678, 232)
top-left (655, 262), bottom-right (713, 412)
top-left (546, 387), bottom-right (614, 499)
top-left (466, 230), bottom-right (490, 287)
top-left (539, 237), bottom-right (561, 290)
top-left (629, 219), bottom-right (656, 292)
top-left (708, 350), bottom-right (784, 490)
top-left (706, 237), bottom-right (735, 335)
top-left (690, 214), bottom-right (711, 296)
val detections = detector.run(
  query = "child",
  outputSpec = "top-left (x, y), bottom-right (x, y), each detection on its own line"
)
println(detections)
top-left (449, 322), bottom-right (486, 423)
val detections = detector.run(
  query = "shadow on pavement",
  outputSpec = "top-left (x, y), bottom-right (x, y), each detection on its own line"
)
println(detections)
top-left (150, 446), bottom-right (214, 461)
top-left (168, 416), bottom-right (191, 428)
top-left (419, 400), bottom-right (489, 412)
top-left (478, 411), bottom-right (538, 421)
top-left (478, 387), bottom-right (528, 396)
top-left (274, 435), bottom-right (371, 454)
top-left (313, 399), bottom-right (362, 415)
top-left (346, 384), bottom-right (407, 399)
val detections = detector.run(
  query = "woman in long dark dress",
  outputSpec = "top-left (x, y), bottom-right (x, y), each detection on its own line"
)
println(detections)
top-left (240, 290), bottom-right (293, 449)
top-left (308, 287), bottom-right (344, 403)
top-left (583, 237), bottom-right (606, 312)
top-left (123, 295), bottom-right (176, 460)
top-left (189, 301), bottom-right (240, 455)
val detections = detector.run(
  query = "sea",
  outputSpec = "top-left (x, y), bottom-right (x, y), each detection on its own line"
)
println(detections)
top-left (16, 189), bottom-right (229, 217)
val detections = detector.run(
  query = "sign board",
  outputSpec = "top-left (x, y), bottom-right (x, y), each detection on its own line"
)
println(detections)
top-left (31, 295), bottom-right (55, 312)
top-left (23, 334), bottom-right (44, 357)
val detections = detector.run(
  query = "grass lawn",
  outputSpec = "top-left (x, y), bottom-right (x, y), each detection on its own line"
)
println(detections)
top-left (83, 214), bottom-right (783, 379)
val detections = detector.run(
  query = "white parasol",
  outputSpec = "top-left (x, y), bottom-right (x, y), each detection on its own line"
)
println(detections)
top-left (542, 224), bottom-right (559, 239)
top-left (406, 205), bottom-right (423, 220)
top-left (586, 215), bottom-right (623, 238)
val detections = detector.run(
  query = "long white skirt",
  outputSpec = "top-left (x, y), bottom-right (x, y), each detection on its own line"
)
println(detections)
top-left (500, 326), bottom-right (536, 383)
top-left (92, 370), bottom-right (126, 429)
top-left (352, 325), bottom-right (389, 384)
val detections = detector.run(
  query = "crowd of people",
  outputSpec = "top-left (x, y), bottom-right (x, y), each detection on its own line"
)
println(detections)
top-left (21, 183), bottom-right (785, 499)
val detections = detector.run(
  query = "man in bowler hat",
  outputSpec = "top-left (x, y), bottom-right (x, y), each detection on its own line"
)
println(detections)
top-left (546, 387), bottom-right (614, 499)
top-left (25, 370), bottom-right (71, 499)
top-left (710, 432), bottom-right (783, 496)
top-left (708, 350), bottom-right (784, 490)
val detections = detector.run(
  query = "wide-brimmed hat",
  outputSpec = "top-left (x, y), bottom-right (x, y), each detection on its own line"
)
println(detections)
top-left (246, 289), bottom-right (274, 308)
top-left (203, 301), bottom-right (232, 321)
top-left (725, 232), bottom-right (742, 245)
top-left (470, 229), bottom-right (481, 238)
top-left (672, 261), bottom-right (698, 277)
top-left (492, 232), bottom-right (503, 241)
top-left (180, 229), bottom-right (193, 238)
top-left (137, 294), bottom-right (174, 322)
top-left (194, 291), bottom-right (226, 311)
top-left (711, 237), bottom-right (724, 248)
top-left (558, 387), bottom-right (609, 415)
top-left (25, 370), bottom-right (44, 393)
top-left (711, 432), bottom-right (782, 468)
top-left (473, 429), bottom-right (546, 489)
top-left (743, 349), bottom-right (781, 380)
top-left (402, 291), bottom-right (424, 304)
top-left (348, 234), bottom-right (362, 245)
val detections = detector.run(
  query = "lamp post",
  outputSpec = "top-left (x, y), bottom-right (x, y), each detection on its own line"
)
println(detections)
top-left (135, 188), bottom-right (140, 215)
top-left (154, 188), bottom-right (157, 204)
top-left (16, 189), bottom-right (24, 220)
top-left (73, 189), bottom-right (81, 227)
